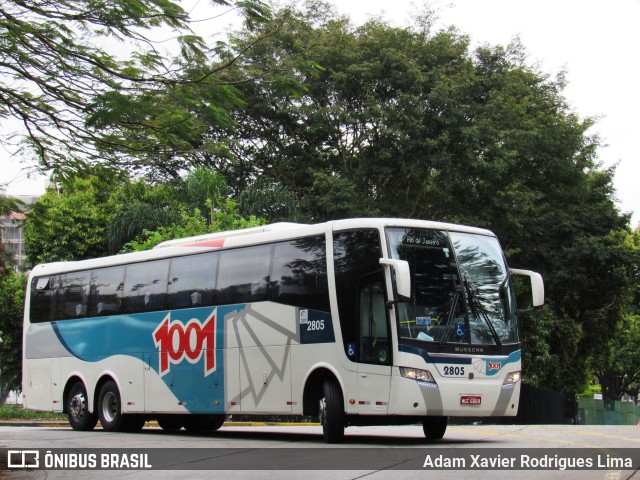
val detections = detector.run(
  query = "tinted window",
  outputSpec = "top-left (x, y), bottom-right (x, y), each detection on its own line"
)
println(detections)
top-left (123, 260), bottom-right (169, 313)
top-left (30, 276), bottom-right (57, 323)
top-left (88, 267), bottom-right (124, 316)
top-left (358, 273), bottom-right (390, 365)
top-left (333, 229), bottom-right (384, 361)
top-left (57, 271), bottom-right (90, 319)
top-left (216, 245), bottom-right (271, 304)
top-left (270, 236), bottom-right (329, 312)
top-left (168, 253), bottom-right (218, 309)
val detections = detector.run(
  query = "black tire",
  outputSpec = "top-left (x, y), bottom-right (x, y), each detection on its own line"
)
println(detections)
top-left (121, 415), bottom-right (146, 432)
top-left (207, 414), bottom-right (226, 431)
top-left (422, 416), bottom-right (447, 440)
top-left (97, 380), bottom-right (124, 432)
top-left (67, 382), bottom-right (98, 431)
top-left (319, 380), bottom-right (345, 443)
top-left (183, 414), bottom-right (226, 433)
top-left (157, 415), bottom-right (183, 432)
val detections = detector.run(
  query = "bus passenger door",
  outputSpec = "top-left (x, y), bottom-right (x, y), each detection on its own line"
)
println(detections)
top-left (356, 274), bottom-right (392, 414)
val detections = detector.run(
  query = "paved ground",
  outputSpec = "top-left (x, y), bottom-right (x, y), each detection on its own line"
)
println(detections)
top-left (1, 422), bottom-right (639, 480)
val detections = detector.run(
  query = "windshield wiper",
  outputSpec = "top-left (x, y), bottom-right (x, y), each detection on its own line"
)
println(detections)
top-left (463, 279), bottom-right (502, 350)
top-left (439, 292), bottom-right (459, 347)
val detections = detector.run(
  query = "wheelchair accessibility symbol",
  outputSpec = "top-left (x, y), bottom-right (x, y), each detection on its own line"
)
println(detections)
top-left (455, 323), bottom-right (466, 337)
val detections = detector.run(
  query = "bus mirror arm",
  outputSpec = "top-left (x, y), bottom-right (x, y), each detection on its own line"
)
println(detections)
top-left (379, 258), bottom-right (411, 304)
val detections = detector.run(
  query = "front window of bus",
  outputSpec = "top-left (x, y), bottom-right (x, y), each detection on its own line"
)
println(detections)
top-left (387, 228), bottom-right (518, 346)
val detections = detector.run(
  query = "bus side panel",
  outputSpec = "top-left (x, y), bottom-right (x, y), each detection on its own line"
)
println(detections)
top-left (291, 343), bottom-right (359, 416)
top-left (224, 347), bottom-right (241, 413)
top-left (23, 358), bottom-right (60, 412)
top-left (223, 303), bottom-right (296, 414)
top-left (23, 322), bottom-right (66, 412)
top-left (48, 309), bottom-right (220, 415)
top-left (57, 354), bottom-right (148, 413)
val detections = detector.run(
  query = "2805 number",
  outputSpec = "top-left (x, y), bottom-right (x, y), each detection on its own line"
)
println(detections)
top-left (443, 366), bottom-right (465, 376)
top-left (306, 319), bottom-right (325, 331)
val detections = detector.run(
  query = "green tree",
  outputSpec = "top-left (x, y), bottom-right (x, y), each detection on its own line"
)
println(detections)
top-left (183, 167), bottom-right (229, 224)
top-left (222, 1), bottom-right (632, 393)
top-left (0, 270), bottom-right (27, 404)
top-left (23, 174), bottom-right (121, 263)
top-left (122, 200), bottom-right (266, 251)
top-left (0, 0), bottom-right (269, 175)
top-left (588, 228), bottom-right (640, 401)
top-left (592, 314), bottom-right (640, 401)
top-left (106, 179), bottom-right (183, 253)
top-left (237, 177), bottom-right (303, 222)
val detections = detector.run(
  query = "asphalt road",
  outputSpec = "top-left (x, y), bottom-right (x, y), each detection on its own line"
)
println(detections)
top-left (1, 422), bottom-right (639, 480)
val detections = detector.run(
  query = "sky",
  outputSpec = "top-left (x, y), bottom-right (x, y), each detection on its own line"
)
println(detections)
top-left (2, 0), bottom-right (639, 226)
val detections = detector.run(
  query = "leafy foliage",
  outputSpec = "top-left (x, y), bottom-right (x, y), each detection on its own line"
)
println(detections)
top-left (237, 177), bottom-right (302, 222)
top-left (106, 180), bottom-right (183, 253)
top-left (121, 199), bottom-right (266, 251)
top-left (23, 175), bottom-right (118, 263)
top-left (0, 270), bottom-right (27, 404)
top-left (592, 314), bottom-right (640, 400)
top-left (0, 0), bottom-right (270, 176)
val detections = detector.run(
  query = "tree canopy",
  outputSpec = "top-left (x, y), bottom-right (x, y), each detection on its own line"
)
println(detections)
top-left (218, 1), bottom-right (635, 395)
top-left (0, 0), bottom-right (269, 177)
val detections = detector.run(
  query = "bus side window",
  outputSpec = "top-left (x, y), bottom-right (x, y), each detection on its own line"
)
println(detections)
top-left (269, 236), bottom-right (330, 312)
top-left (88, 267), bottom-right (124, 317)
top-left (123, 260), bottom-right (169, 313)
top-left (57, 272), bottom-right (89, 320)
top-left (358, 273), bottom-right (390, 365)
top-left (333, 229), bottom-right (384, 362)
top-left (168, 253), bottom-right (218, 309)
top-left (215, 245), bottom-right (271, 305)
top-left (30, 276), bottom-right (57, 323)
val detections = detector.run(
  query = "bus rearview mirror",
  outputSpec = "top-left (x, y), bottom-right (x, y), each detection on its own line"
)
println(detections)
top-left (379, 258), bottom-right (411, 302)
top-left (510, 268), bottom-right (544, 308)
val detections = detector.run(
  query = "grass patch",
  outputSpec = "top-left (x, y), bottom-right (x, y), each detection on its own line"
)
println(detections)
top-left (0, 404), bottom-right (67, 421)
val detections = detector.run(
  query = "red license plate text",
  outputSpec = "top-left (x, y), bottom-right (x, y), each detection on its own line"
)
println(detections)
top-left (460, 395), bottom-right (482, 406)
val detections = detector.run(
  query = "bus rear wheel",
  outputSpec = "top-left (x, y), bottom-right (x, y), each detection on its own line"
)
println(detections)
top-left (422, 416), bottom-right (447, 440)
top-left (319, 381), bottom-right (345, 443)
top-left (98, 380), bottom-right (124, 432)
top-left (67, 382), bottom-right (98, 431)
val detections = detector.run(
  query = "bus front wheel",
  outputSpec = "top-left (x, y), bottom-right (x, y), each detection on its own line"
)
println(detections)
top-left (157, 414), bottom-right (183, 431)
top-left (67, 382), bottom-right (98, 431)
top-left (319, 381), bottom-right (345, 443)
top-left (422, 416), bottom-right (447, 440)
top-left (183, 414), bottom-right (226, 432)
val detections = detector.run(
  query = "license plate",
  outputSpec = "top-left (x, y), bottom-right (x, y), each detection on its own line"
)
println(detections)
top-left (460, 395), bottom-right (482, 406)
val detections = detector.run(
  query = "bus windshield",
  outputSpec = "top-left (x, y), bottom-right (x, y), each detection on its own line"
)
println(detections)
top-left (387, 227), bottom-right (518, 346)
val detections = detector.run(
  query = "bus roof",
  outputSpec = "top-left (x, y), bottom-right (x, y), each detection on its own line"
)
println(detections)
top-left (28, 218), bottom-right (495, 277)
top-left (154, 218), bottom-right (495, 250)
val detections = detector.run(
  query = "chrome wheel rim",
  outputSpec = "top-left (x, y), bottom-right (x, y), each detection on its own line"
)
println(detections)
top-left (69, 393), bottom-right (85, 421)
top-left (101, 391), bottom-right (117, 423)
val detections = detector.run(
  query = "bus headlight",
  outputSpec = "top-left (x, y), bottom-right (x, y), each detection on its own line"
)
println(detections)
top-left (502, 371), bottom-right (521, 389)
top-left (400, 367), bottom-right (437, 385)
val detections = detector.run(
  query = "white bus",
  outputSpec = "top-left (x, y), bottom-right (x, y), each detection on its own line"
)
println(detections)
top-left (22, 218), bottom-right (543, 442)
